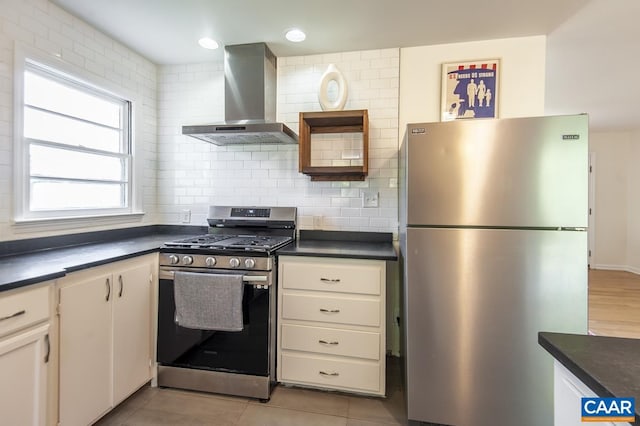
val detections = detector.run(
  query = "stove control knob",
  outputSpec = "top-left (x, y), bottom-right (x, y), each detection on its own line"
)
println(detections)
top-left (244, 258), bottom-right (256, 269)
top-left (229, 258), bottom-right (240, 268)
top-left (168, 255), bottom-right (180, 265)
top-left (182, 255), bottom-right (194, 265)
top-left (205, 257), bottom-right (216, 267)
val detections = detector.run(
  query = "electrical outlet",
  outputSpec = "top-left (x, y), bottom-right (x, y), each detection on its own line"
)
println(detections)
top-left (362, 191), bottom-right (379, 208)
top-left (313, 215), bottom-right (323, 229)
top-left (180, 209), bottom-right (191, 223)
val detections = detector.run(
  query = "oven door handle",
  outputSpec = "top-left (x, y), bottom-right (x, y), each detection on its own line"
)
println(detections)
top-left (159, 270), bottom-right (267, 282)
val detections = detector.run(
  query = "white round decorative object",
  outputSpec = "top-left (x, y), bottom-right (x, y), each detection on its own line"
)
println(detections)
top-left (318, 64), bottom-right (348, 111)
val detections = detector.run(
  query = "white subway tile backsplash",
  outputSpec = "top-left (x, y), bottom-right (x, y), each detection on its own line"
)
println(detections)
top-left (84, 58), bottom-right (105, 77)
top-left (0, 23), bottom-right (392, 235)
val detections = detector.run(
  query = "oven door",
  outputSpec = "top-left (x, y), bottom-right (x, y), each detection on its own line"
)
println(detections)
top-left (157, 268), bottom-right (273, 377)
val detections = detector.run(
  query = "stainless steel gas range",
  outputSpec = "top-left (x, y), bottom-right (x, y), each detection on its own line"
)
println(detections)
top-left (156, 206), bottom-right (296, 401)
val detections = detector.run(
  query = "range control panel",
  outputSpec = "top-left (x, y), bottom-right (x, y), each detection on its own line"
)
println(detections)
top-left (230, 208), bottom-right (270, 218)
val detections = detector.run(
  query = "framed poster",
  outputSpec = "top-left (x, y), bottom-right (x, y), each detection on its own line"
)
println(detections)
top-left (441, 59), bottom-right (500, 121)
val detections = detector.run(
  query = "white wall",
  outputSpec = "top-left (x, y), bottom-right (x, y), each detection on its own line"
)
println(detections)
top-left (0, 0), bottom-right (157, 242)
top-left (588, 131), bottom-right (640, 273)
top-left (627, 130), bottom-right (640, 273)
top-left (399, 36), bottom-right (547, 130)
top-left (589, 132), bottom-right (629, 270)
top-left (156, 49), bottom-right (400, 235)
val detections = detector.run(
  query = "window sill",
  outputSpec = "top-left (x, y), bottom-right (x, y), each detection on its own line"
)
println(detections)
top-left (11, 212), bottom-right (146, 234)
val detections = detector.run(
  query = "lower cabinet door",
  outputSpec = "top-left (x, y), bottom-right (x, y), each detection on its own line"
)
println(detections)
top-left (554, 362), bottom-right (621, 426)
top-left (280, 352), bottom-right (381, 393)
top-left (113, 262), bottom-right (152, 405)
top-left (59, 273), bottom-right (113, 426)
top-left (0, 324), bottom-right (49, 426)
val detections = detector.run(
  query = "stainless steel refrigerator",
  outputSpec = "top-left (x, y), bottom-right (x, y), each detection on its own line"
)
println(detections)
top-left (399, 115), bottom-right (588, 426)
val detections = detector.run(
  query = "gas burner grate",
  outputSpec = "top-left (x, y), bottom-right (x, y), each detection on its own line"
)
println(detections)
top-left (162, 234), bottom-right (235, 249)
top-left (162, 234), bottom-right (293, 252)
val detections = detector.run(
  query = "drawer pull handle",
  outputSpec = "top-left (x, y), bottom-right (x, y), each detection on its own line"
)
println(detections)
top-left (106, 278), bottom-right (111, 302)
top-left (44, 334), bottom-right (50, 364)
top-left (320, 278), bottom-right (341, 283)
top-left (318, 340), bottom-right (339, 345)
top-left (319, 308), bottom-right (340, 313)
top-left (118, 275), bottom-right (124, 298)
top-left (0, 309), bottom-right (26, 322)
top-left (319, 371), bottom-right (340, 377)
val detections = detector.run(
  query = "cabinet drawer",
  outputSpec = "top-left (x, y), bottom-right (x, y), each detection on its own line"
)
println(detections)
top-left (282, 293), bottom-right (380, 327)
top-left (0, 285), bottom-right (49, 338)
top-left (281, 323), bottom-right (380, 360)
top-left (280, 352), bottom-right (381, 393)
top-left (281, 260), bottom-right (381, 295)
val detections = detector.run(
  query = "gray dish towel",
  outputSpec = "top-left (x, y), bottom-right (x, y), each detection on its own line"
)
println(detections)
top-left (174, 271), bottom-right (244, 331)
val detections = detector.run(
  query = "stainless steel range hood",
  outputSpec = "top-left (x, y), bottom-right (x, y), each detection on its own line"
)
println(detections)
top-left (182, 43), bottom-right (298, 145)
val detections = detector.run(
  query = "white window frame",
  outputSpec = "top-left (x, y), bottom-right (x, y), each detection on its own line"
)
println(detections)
top-left (13, 46), bottom-right (143, 226)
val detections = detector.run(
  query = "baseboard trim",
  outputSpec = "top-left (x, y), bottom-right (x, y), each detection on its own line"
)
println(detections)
top-left (591, 264), bottom-right (640, 276)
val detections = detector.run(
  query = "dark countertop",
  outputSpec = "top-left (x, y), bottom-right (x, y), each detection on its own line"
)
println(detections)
top-left (277, 230), bottom-right (397, 261)
top-left (539, 332), bottom-right (640, 422)
top-left (0, 226), bottom-right (205, 292)
top-left (0, 227), bottom-right (397, 292)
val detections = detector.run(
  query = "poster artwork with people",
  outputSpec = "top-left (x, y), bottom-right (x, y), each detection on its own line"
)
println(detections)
top-left (441, 59), bottom-right (499, 121)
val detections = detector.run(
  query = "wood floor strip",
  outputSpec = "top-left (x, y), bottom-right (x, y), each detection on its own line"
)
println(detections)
top-left (589, 269), bottom-right (640, 339)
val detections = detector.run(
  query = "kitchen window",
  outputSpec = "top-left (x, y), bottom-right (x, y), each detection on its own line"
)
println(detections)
top-left (15, 57), bottom-right (134, 222)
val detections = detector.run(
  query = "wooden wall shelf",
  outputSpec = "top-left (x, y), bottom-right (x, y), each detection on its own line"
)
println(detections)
top-left (298, 110), bottom-right (368, 181)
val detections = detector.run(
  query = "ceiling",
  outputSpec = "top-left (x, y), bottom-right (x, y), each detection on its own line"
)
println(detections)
top-left (52, 0), bottom-right (586, 63)
top-left (51, 0), bottom-right (639, 132)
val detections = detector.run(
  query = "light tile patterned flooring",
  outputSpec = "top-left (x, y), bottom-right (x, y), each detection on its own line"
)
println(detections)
top-left (95, 358), bottom-right (406, 426)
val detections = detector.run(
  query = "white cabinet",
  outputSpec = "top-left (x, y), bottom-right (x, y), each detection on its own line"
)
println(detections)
top-left (58, 255), bottom-right (155, 426)
top-left (277, 256), bottom-right (386, 396)
top-left (0, 283), bottom-right (51, 426)
top-left (112, 261), bottom-right (154, 404)
top-left (554, 361), bottom-right (630, 426)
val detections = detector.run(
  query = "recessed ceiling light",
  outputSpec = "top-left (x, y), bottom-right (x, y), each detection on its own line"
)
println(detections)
top-left (198, 37), bottom-right (219, 50)
top-left (285, 28), bottom-right (306, 43)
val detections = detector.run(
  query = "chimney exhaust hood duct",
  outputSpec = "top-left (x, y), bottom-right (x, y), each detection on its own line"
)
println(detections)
top-left (182, 43), bottom-right (298, 145)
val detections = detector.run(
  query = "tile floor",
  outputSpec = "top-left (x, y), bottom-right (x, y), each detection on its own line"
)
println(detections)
top-left (95, 357), bottom-right (406, 426)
